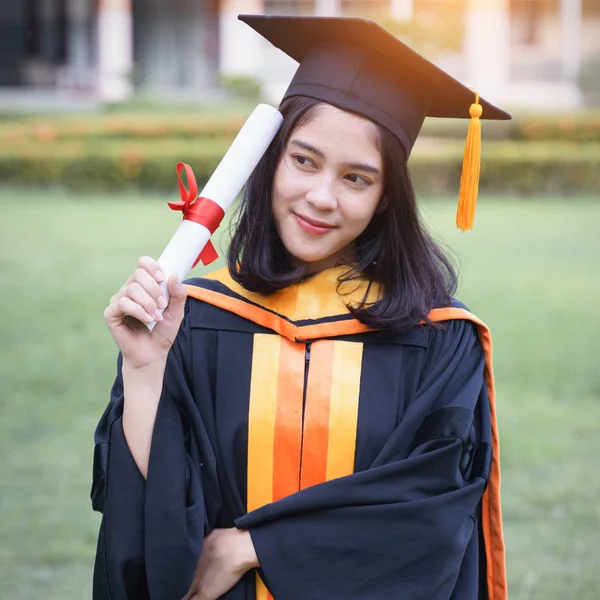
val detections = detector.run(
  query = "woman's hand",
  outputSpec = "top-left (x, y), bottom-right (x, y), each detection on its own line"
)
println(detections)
top-left (104, 256), bottom-right (188, 371)
top-left (183, 528), bottom-right (259, 600)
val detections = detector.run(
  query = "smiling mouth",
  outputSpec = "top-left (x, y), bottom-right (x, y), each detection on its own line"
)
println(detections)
top-left (294, 213), bottom-right (336, 235)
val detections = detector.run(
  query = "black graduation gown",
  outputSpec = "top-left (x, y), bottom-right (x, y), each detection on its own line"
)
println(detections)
top-left (91, 266), bottom-right (506, 600)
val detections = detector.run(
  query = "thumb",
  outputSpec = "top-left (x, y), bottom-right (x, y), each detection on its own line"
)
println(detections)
top-left (165, 274), bottom-right (187, 316)
top-left (152, 274), bottom-right (187, 340)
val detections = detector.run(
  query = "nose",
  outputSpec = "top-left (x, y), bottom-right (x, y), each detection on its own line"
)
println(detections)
top-left (305, 174), bottom-right (337, 212)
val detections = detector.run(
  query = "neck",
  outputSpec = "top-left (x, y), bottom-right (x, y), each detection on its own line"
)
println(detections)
top-left (293, 245), bottom-right (358, 276)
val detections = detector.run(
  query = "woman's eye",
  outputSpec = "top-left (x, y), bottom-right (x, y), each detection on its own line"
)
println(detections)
top-left (293, 155), bottom-right (314, 167)
top-left (345, 173), bottom-right (371, 186)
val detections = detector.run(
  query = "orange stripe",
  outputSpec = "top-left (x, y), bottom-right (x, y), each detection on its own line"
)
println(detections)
top-left (300, 341), bottom-right (334, 490)
top-left (246, 335), bottom-right (280, 513)
top-left (272, 338), bottom-right (305, 501)
top-left (255, 580), bottom-right (269, 600)
top-left (297, 320), bottom-right (373, 341)
top-left (247, 335), bottom-right (279, 600)
top-left (183, 285), bottom-right (373, 341)
top-left (326, 342), bottom-right (363, 480)
top-left (185, 285), bottom-right (296, 339)
top-left (427, 307), bottom-right (506, 600)
top-left (247, 335), bottom-right (304, 600)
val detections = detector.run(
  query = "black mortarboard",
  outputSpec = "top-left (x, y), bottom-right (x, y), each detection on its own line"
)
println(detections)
top-left (239, 15), bottom-right (511, 157)
top-left (239, 15), bottom-right (512, 230)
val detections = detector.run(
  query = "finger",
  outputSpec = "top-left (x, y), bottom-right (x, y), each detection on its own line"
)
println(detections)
top-left (105, 296), bottom-right (154, 327)
top-left (131, 268), bottom-right (167, 307)
top-left (138, 255), bottom-right (166, 284)
top-left (123, 282), bottom-right (164, 322)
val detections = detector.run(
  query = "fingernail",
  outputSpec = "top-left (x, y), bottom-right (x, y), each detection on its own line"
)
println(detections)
top-left (154, 309), bottom-right (163, 321)
top-left (157, 295), bottom-right (167, 308)
top-left (155, 270), bottom-right (165, 282)
top-left (144, 312), bottom-right (154, 323)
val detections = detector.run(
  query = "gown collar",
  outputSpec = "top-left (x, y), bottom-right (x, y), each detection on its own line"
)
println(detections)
top-left (201, 266), bottom-right (382, 323)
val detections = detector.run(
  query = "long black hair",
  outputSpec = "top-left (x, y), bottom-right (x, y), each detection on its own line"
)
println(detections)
top-left (227, 96), bottom-right (458, 332)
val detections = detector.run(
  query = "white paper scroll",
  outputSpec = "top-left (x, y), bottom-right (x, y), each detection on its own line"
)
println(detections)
top-left (134, 103), bottom-right (283, 332)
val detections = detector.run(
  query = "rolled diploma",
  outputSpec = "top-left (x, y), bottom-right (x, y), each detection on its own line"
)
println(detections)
top-left (143, 103), bottom-right (283, 332)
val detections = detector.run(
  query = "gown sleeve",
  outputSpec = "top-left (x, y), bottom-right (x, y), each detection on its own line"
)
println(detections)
top-left (235, 319), bottom-right (493, 600)
top-left (91, 305), bottom-right (207, 600)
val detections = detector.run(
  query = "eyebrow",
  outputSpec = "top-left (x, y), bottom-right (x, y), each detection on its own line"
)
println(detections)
top-left (290, 139), bottom-right (381, 175)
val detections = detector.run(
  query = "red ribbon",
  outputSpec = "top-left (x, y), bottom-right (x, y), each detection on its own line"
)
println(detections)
top-left (168, 162), bottom-right (225, 267)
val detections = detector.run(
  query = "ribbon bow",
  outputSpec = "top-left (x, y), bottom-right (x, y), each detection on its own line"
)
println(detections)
top-left (168, 162), bottom-right (225, 267)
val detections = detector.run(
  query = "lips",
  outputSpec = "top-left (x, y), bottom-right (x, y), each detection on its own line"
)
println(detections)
top-left (294, 213), bottom-right (335, 235)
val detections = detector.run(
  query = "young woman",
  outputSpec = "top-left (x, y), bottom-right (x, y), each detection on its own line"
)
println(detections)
top-left (92, 15), bottom-right (509, 600)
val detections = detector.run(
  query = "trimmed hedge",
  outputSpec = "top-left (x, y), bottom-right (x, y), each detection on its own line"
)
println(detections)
top-left (2, 110), bottom-right (600, 145)
top-left (515, 114), bottom-right (600, 143)
top-left (412, 140), bottom-right (600, 195)
top-left (0, 115), bottom-right (246, 144)
top-left (0, 138), bottom-right (232, 192)
top-left (1, 139), bottom-right (598, 195)
top-left (423, 111), bottom-right (600, 143)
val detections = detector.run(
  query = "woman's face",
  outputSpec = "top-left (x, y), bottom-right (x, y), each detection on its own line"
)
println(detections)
top-left (272, 104), bottom-right (385, 273)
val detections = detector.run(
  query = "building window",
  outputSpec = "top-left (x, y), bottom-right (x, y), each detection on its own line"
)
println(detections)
top-left (511, 0), bottom-right (544, 47)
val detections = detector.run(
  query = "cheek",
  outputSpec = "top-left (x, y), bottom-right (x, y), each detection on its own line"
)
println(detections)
top-left (342, 190), bottom-right (384, 231)
top-left (272, 160), bottom-right (294, 206)
top-left (272, 163), bottom-right (308, 226)
top-left (271, 165), bottom-right (287, 218)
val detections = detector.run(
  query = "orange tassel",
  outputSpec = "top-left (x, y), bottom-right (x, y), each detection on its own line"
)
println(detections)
top-left (456, 91), bottom-right (482, 231)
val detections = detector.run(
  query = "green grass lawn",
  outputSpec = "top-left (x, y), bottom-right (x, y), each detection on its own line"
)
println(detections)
top-left (0, 189), bottom-right (599, 599)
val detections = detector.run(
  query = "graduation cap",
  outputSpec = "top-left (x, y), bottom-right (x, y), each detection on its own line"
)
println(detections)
top-left (239, 14), bottom-right (512, 230)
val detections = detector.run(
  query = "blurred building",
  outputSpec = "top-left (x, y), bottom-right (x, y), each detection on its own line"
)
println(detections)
top-left (505, 0), bottom-right (600, 107)
top-left (0, 0), bottom-right (220, 103)
top-left (0, 0), bottom-right (598, 109)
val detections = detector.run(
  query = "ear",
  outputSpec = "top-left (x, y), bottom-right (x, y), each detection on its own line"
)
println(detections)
top-left (375, 195), bottom-right (388, 214)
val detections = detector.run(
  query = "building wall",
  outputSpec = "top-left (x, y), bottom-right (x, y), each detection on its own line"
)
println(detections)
top-left (511, 4), bottom-right (600, 57)
top-left (582, 16), bottom-right (600, 57)
top-left (510, 0), bottom-right (600, 81)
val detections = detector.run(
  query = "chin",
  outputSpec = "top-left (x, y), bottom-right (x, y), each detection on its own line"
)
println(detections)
top-left (278, 224), bottom-right (347, 269)
top-left (281, 239), bottom-right (329, 264)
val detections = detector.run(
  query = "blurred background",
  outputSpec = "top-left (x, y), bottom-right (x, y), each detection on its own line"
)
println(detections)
top-left (0, 0), bottom-right (599, 599)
